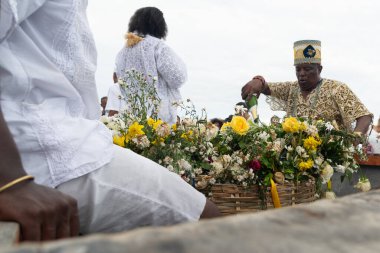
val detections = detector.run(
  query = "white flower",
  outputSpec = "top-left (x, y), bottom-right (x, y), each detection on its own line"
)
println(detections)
top-left (222, 155), bottom-right (232, 165)
top-left (166, 165), bottom-right (174, 172)
top-left (321, 163), bottom-right (334, 183)
top-left (234, 105), bottom-right (247, 116)
top-left (211, 161), bottom-right (224, 174)
top-left (325, 191), bottom-right (336, 200)
top-left (335, 164), bottom-right (346, 174)
top-left (190, 146), bottom-right (197, 153)
top-left (296, 146), bottom-right (305, 156)
top-left (163, 156), bottom-right (173, 165)
top-left (178, 159), bottom-right (192, 171)
top-left (258, 132), bottom-right (270, 142)
top-left (324, 122), bottom-right (334, 131)
top-left (355, 178), bottom-right (371, 192)
top-left (206, 123), bottom-right (219, 140)
top-left (272, 139), bottom-right (284, 153)
top-left (209, 178), bottom-right (216, 185)
top-left (285, 145), bottom-right (294, 152)
top-left (156, 123), bottom-right (170, 137)
top-left (194, 168), bottom-right (203, 175)
top-left (99, 115), bottom-right (110, 124)
top-left (314, 156), bottom-right (324, 167)
top-left (306, 125), bottom-right (318, 136)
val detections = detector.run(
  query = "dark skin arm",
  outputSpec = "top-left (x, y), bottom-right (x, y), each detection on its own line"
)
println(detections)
top-left (354, 115), bottom-right (373, 135)
top-left (0, 106), bottom-right (79, 241)
top-left (108, 110), bottom-right (118, 117)
top-left (241, 76), bottom-right (271, 101)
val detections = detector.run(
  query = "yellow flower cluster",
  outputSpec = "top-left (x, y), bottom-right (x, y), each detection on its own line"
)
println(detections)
top-left (230, 116), bottom-right (249, 135)
top-left (303, 136), bottom-right (322, 151)
top-left (181, 130), bottom-right (194, 141)
top-left (113, 134), bottom-right (127, 147)
top-left (128, 122), bottom-right (145, 138)
top-left (282, 117), bottom-right (301, 133)
top-left (147, 118), bottom-right (163, 130)
top-left (298, 159), bottom-right (314, 171)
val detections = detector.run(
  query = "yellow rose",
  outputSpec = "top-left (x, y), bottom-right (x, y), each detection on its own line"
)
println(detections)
top-left (127, 122), bottom-right (145, 138)
top-left (171, 124), bottom-right (177, 131)
top-left (230, 116), bottom-right (249, 135)
top-left (282, 117), bottom-right (301, 133)
top-left (220, 122), bottom-right (231, 132)
top-left (298, 159), bottom-right (314, 171)
top-left (303, 136), bottom-right (322, 151)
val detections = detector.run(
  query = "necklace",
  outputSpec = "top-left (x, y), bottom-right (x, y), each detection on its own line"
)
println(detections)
top-left (291, 79), bottom-right (323, 117)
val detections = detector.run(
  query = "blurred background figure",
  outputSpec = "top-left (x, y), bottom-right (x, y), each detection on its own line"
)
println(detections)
top-left (100, 96), bottom-right (108, 116)
top-left (368, 116), bottom-right (380, 155)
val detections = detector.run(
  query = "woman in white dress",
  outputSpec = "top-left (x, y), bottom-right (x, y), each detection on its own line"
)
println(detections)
top-left (368, 117), bottom-right (380, 155)
top-left (106, 7), bottom-right (187, 125)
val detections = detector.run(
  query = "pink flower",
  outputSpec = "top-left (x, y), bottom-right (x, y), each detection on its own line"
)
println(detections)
top-left (248, 159), bottom-right (261, 171)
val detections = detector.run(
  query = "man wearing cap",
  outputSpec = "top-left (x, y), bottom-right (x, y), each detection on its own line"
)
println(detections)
top-left (241, 40), bottom-right (373, 134)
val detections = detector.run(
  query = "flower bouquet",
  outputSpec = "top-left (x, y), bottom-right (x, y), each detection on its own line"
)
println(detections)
top-left (102, 70), bottom-right (369, 215)
top-left (101, 70), bottom-right (218, 184)
top-left (202, 112), bottom-right (368, 214)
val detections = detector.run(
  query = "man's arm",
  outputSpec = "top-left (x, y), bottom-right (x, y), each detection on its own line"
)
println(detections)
top-left (0, 107), bottom-right (79, 241)
top-left (241, 76), bottom-right (271, 101)
top-left (354, 115), bottom-right (373, 135)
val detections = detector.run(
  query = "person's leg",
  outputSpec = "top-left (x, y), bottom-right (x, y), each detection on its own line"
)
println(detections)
top-left (58, 145), bottom-right (219, 233)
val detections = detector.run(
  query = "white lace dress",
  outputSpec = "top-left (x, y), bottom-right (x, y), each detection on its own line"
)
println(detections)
top-left (113, 35), bottom-right (187, 124)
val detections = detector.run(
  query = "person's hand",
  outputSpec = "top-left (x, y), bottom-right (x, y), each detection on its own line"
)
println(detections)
top-left (0, 180), bottom-right (79, 241)
top-left (241, 76), bottom-right (266, 101)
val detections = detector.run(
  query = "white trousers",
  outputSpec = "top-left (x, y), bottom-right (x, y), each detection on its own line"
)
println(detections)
top-left (57, 145), bottom-right (206, 234)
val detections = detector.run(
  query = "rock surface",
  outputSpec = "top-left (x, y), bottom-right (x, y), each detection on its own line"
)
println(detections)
top-left (2, 190), bottom-right (380, 253)
top-left (0, 222), bottom-right (19, 247)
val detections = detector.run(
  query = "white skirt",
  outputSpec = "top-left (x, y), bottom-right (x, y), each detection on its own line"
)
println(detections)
top-left (57, 145), bottom-right (206, 234)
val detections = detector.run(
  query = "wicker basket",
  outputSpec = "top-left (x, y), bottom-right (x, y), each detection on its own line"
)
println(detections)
top-left (208, 181), bottom-right (316, 216)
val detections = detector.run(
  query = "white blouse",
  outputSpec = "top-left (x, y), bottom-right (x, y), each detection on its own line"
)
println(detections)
top-left (112, 35), bottom-right (187, 124)
top-left (0, 0), bottom-right (113, 187)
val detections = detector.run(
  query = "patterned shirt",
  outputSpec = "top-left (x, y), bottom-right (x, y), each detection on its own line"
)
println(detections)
top-left (266, 79), bottom-right (373, 130)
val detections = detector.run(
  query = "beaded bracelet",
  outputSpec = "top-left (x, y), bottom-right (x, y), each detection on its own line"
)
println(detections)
top-left (0, 175), bottom-right (34, 193)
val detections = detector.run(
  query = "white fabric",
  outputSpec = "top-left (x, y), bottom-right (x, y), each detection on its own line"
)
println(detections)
top-left (105, 83), bottom-right (126, 112)
top-left (368, 130), bottom-right (380, 154)
top-left (112, 35), bottom-right (187, 124)
top-left (57, 145), bottom-right (206, 233)
top-left (0, 0), bottom-right (113, 187)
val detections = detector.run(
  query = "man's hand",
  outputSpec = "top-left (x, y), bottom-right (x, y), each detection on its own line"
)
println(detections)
top-left (0, 181), bottom-right (79, 241)
top-left (241, 76), bottom-right (268, 101)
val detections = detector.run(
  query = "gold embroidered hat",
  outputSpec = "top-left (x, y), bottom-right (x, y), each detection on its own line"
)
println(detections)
top-left (293, 40), bottom-right (321, 65)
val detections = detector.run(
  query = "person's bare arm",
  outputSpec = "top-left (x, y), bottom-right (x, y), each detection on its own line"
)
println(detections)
top-left (0, 107), bottom-right (79, 241)
top-left (108, 110), bottom-right (118, 117)
top-left (354, 115), bottom-right (373, 135)
top-left (241, 76), bottom-right (271, 101)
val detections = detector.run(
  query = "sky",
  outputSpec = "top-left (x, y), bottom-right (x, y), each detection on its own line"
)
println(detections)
top-left (87, 0), bottom-right (380, 124)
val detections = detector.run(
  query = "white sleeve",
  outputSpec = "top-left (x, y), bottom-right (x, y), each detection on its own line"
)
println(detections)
top-left (0, 0), bottom-right (47, 42)
top-left (105, 84), bottom-right (122, 112)
top-left (114, 48), bottom-right (126, 80)
top-left (156, 43), bottom-right (187, 89)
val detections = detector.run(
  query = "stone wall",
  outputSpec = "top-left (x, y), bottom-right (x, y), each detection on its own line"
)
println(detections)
top-left (1, 190), bottom-right (380, 253)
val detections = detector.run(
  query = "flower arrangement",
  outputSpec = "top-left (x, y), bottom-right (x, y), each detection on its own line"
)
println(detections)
top-left (205, 114), bottom-right (368, 195)
top-left (101, 69), bottom-right (369, 199)
top-left (101, 70), bottom-right (217, 184)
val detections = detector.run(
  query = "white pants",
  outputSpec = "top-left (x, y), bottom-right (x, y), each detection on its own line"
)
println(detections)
top-left (57, 145), bottom-right (206, 234)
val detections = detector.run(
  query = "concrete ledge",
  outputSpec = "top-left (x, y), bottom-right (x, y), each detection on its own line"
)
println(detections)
top-left (0, 222), bottom-right (19, 247)
top-left (2, 190), bottom-right (380, 253)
